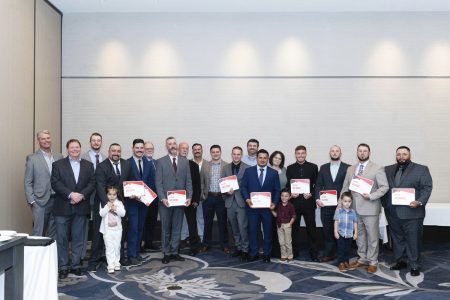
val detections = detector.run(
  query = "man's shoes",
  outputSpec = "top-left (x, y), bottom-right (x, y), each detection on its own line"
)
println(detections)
top-left (247, 255), bottom-right (259, 262)
top-left (345, 262), bottom-right (355, 271)
top-left (390, 261), bottom-right (408, 271)
top-left (280, 257), bottom-right (287, 262)
top-left (162, 255), bottom-right (170, 264)
top-left (128, 257), bottom-right (142, 267)
top-left (71, 268), bottom-right (83, 276)
top-left (320, 256), bottom-right (334, 263)
top-left (410, 268), bottom-right (420, 276)
top-left (223, 247), bottom-right (232, 254)
top-left (262, 256), bottom-right (271, 263)
top-left (198, 246), bottom-right (209, 253)
top-left (349, 261), bottom-right (369, 269)
top-left (136, 255), bottom-right (145, 262)
top-left (367, 265), bottom-right (378, 273)
top-left (311, 256), bottom-right (320, 262)
top-left (338, 263), bottom-right (347, 272)
top-left (240, 252), bottom-right (249, 262)
top-left (189, 248), bottom-right (199, 256)
top-left (58, 270), bottom-right (69, 280)
top-left (232, 250), bottom-right (242, 257)
top-left (120, 258), bottom-right (130, 267)
top-left (142, 243), bottom-right (159, 252)
top-left (170, 254), bottom-right (185, 261)
top-left (87, 264), bottom-right (97, 272)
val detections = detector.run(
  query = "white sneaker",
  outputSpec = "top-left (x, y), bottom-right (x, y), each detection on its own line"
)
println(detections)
top-left (114, 265), bottom-right (121, 271)
top-left (108, 268), bottom-right (114, 274)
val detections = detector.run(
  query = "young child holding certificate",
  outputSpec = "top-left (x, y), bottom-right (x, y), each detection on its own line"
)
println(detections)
top-left (99, 186), bottom-right (126, 274)
top-left (271, 189), bottom-right (296, 262)
top-left (334, 192), bottom-right (358, 272)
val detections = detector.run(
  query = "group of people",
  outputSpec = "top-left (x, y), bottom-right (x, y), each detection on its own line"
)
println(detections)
top-left (24, 131), bottom-right (432, 280)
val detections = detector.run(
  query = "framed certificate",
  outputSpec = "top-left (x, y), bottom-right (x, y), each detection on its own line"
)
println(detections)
top-left (250, 192), bottom-right (271, 208)
top-left (167, 190), bottom-right (187, 207)
top-left (123, 181), bottom-right (145, 197)
top-left (319, 190), bottom-right (338, 206)
top-left (140, 184), bottom-right (157, 206)
top-left (290, 179), bottom-right (310, 194)
top-left (349, 176), bottom-right (374, 195)
top-left (219, 175), bottom-right (239, 193)
top-left (392, 188), bottom-right (415, 205)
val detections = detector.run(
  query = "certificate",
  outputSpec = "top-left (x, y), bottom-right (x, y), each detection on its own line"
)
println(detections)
top-left (123, 181), bottom-right (145, 197)
top-left (392, 188), bottom-right (415, 205)
top-left (167, 190), bottom-right (187, 207)
top-left (219, 175), bottom-right (239, 193)
top-left (349, 175), bottom-right (374, 195)
top-left (319, 190), bottom-right (338, 206)
top-left (290, 179), bottom-right (310, 194)
top-left (140, 184), bottom-right (158, 206)
top-left (250, 192), bottom-right (271, 208)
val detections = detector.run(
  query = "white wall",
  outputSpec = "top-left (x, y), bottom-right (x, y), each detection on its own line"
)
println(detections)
top-left (62, 12), bottom-right (450, 202)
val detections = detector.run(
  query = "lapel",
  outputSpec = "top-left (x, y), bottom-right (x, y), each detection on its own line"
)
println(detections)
top-left (362, 161), bottom-right (372, 177)
top-left (64, 157), bottom-right (77, 186)
top-left (336, 163), bottom-right (347, 182)
top-left (36, 150), bottom-right (52, 176)
top-left (399, 162), bottom-right (414, 186)
top-left (324, 163), bottom-right (334, 183)
top-left (166, 155), bottom-right (176, 176)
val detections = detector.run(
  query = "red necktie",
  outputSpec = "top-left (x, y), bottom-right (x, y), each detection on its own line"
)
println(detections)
top-left (172, 157), bottom-right (177, 173)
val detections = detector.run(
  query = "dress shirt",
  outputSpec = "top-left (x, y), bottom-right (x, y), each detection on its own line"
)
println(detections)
top-left (209, 161), bottom-right (222, 192)
top-left (40, 149), bottom-right (55, 172)
top-left (69, 157), bottom-right (81, 183)
top-left (88, 150), bottom-right (103, 170)
top-left (354, 161), bottom-right (369, 176)
top-left (242, 155), bottom-right (257, 166)
top-left (109, 159), bottom-right (121, 174)
top-left (133, 156), bottom-right (144, 175)
top-left (231, 162), bottom-right (241, 175)
top-left (334, 208), bottom-right (357, 238)
top-left (256, 165), bottom-right (268, 185)
top-left (169, 154), bottom-right (178, 166)
top-left (330, 161), bottom-right (341, 182)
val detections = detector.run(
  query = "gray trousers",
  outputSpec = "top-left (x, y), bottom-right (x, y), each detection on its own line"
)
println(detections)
top-left (227, 201), bottom-right (249, 252)
top-left (159, 202), bottom-right (184, 255)
top-left (356, 214), bottom-right (379, 265)
top-left (55, 214), bottom-right (87, 270)
top-left (31, 196), bottom-right (56, 239)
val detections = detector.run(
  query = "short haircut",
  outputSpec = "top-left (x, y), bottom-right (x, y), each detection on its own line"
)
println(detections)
top-left (281, 188), bottom-right (291, 195)
top-left (166, 136), bottom-right (176, 142)
top-left (132, 138), bottom-right (145, 147)
top-left (36, 129), bottom-right (50, 139)
top-left (396, 146), bottom-right (410, 152)
top-left (257, 149), bottom-right (269, 157)
top-left (89, 132), bottom-right (102, 141)
top-left (66, 138), bottom-right (81, 148)
top-left (232, 146), bottom-right (243, 153)
top-left (295, 145), bottom-right (307, 152)
top-left (269, 151), bottom-right (285, 168)
top-left (210, 144), bottom-right (221, 151)
top-left (247, 138), bottom-right (259, 147)
top-left (109, 143), bottom-right (121, 149)
top-left (192, 143), bottom-right (202, 149)
top-left (357, 143), bottom-right (371, 152)
top-left (340, 191), bottom-right (353, 201)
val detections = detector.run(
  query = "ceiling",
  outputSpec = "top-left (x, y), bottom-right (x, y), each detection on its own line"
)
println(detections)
top-left (48, 0), bottom-right (450, 13)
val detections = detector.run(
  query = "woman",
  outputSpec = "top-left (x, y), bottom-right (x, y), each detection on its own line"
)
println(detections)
top-left (269, 151), bottom-right (287, 189)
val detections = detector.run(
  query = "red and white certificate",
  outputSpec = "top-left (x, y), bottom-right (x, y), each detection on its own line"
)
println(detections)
top-left (123, 181), bottom-right (145, 197)
top-left (219, 175), bottom-right (239, 193)
top-left (349, 176), bottom-right (374, 195)
top-left (290, 179), bottom-right (310, 194)
top-left (392, 188), bottom-right (415, 205)
top-left (140, 184), bottom-right (158, 206)
top-left (250, 192), bottom-right (271, 208)
top-left (167, 190), bottom-right (187, 207)
top-left (320, 190), bottom-right (338, 206)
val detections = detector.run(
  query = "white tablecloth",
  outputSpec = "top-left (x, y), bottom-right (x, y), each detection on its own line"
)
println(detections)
top-left (0, 271), bottom-right (4, 300)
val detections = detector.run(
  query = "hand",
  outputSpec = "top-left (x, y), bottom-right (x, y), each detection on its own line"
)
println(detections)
top-left (316, 200), bottom-right (324, 207)
top-left (303, 193), bottom-right (312, 199)
top-left (409, 201), bottom-right (421, 208)
top-left (246, 199), bottom-right (253, 208)
top-left (111, 204), bottom-right (116, 211)
top-left (353, 234), bottom-right (358, 240)
top-left (334, 232), bottom-right (339, 239)
top-left (162, 199), bottom-right (170, 208)
top-left (292, 193), bottom-right (299, 198)
top-left (362, 193), bottom-right (370, 200)
top-left (270, 203), bottom-right (276, 210)
top-left (191, 202), bottom-right (198, 208)
top-left (185, 199), bottom-right (191, 207)
top-left (70, 192), bottom-right (83, 203)
top-left (107, 202), bottom-right (113, 208)
top-left (227, 188), bottom-right (234, 195)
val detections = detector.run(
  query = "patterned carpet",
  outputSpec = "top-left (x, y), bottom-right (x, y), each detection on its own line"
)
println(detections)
top-left (58, 242), bottom-right (450, 299)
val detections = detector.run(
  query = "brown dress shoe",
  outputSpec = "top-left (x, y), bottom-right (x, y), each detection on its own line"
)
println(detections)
top-left (223, 247), bottom-right (231, 254)
top-left (367, 265), bottom-right (377, 273)
top-left (349, 261), bottom-right (369, 269)
top-left (198, 246), bottom-right (209, 253)
top-left (338, 262), bottom-right (347, 272)
top-left (344, 262), bottom-right (355, 271)
top-left (320, 256), bottom-right (334, 263)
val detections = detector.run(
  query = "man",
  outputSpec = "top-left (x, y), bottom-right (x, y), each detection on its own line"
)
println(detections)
top-left (51, 139), bottom-right (95, 279)
top-left (241, 149), bottom-right (281, 263)
top-left (127, 139), bottom-right (156, 266)
top-left (382, 146), bottom-right (432, 276)
top-left (342, 143), bottom-right (389, 273)
top-left (315, 145), bottom-right (350, 262)
top-left (88, 143), bottom-right (132, 272)
top-left (191, 143), bottom-right (205, 241)
top-left (178, 142), bottom-right (201, 255)
top-left (286, 145), bottom-right (319, 261)
top-left (199, 145), bottom-right (229, 253)
top-left (142, 141), bottom-right (159, 251)
top-left (222, 146), bottom-right (250, 261)
top-left (24, 130), bottom-right (63, 238)
top-left (155, 137), bottom-right (193, 264)
top-left (242, 138), bottom-right (259, 166)
top-left (81, 132), bottom-right (106, 260)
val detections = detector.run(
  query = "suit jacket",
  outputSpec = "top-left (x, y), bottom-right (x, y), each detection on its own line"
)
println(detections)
top-left (95, 158), bottom-right (132, 206)
top-left (342, 161), bottom-right (389, 216)
top-left (382, 162), bottom-right (433, 219)
top-left (24, 150), bottom-right (64, 205)
top-left (221, 162), bottom-right (250, 208)
top-left (51, 157), bottom-right (95, 216)
top-left (155, 155), bottom-right (193, 201)
top-left (241, 165), bottom-right (281, 207)
top-left (128, 156), bottom-right (156, 191)
top-left (81, 150), bottom-right (106, 205)
top-left (200, 159), bottom-right (228, 200)
top-left (189, 160), bottom-right (201, 204)
top-left (315, 162), bottom-right (350, 211)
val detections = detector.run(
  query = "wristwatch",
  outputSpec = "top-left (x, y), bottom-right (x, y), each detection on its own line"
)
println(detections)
top-left (417, 201), bottom-right (423, 206)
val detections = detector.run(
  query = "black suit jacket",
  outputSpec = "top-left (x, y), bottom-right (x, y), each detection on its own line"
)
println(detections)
top-left (315, 162), bottom-right (350, 211)
top-left (189, 160), bottom-right (201, 204)
top-left (51, 157), bottom-right (95, 216)
top-left (286, 161), bottom-right (319, 209)
top-left (95, 158), bottom-right (132, 206)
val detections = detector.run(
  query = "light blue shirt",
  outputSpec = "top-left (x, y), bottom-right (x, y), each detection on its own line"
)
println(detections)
top-left (69, 157), bottom-right (81, 183)
top-left (257, 165), bottom-right (268, 185)
top-left (209, 161), bottom-right (222, 192)
top-left (40, 149), bottom-right (55, 172)
top-left (242, 155), bottom-right (257, 166)
top-left (330, 161), bottom-right (341, 182)
top-left (355, 161), bottom-right (369, 176)
top-left (88, 150), bottom-right (104, 170)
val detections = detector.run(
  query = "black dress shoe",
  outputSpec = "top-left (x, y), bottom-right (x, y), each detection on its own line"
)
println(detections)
top-left (162, 255), bottom-right (170, 264)
top-left (128, 257), bottom-right (143, 267)
top-left (232, 250), bottom-right (243, 257)
top-left (390, 261), bottom-right (408, 270)
top-left (311, 256), bottom-right (320, 262)
top-left (189, 248), bottom-right (199, 256)
top-left (240, 252), bottom-right (249, 262)
top-left (58, 270), bottom-right (68, 280)
top-left (136, 255), bottom-right (145, 262)
top-left (170, 254), bottom-right (185, 261)
top-left (247, 255), bottom-right (259, 262)
top-left (71, 268), bottom-right (83, 276)
top-left (262, 256), bottom-right (271, 263)
top-left (410, 268), bottom-right (420, 276)
top-left (87, 264), bottom-right (97, 272)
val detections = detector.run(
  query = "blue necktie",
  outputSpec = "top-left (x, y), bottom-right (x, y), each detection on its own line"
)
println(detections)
top-left (259, 168), bottom-right (264, 186)
top-left (357, 164), bottom-right (364, 176)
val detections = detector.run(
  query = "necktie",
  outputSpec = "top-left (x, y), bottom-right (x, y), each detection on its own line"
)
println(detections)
top-left (259, 168), bottom-right (264, 186)
top-left (357, 164), bottom-right (364, 176)
top-left (394, 166), bottom-right (403, 186)
top-left (172, 157), bottom-right (177, 173)
top-left (138, 159), bottom-right (143, 177)
top-left (95, 154), bottom-right (100, 166)
top-left (114, 162), bottom-right (120, 176)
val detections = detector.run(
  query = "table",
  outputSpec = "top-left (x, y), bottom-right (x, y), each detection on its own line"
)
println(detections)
top-left (0, 236), bottom-right (25, 300)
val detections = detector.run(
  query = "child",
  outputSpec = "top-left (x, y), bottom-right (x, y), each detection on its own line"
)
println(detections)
top-left (271, 189), bottom-right (296, 262)
top-left (99, 186), bottom-right (126, 273)
top-left (334, 191), bottom-right (358, 272)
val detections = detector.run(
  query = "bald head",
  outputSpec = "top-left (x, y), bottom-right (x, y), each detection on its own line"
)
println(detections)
top-left (329, 145), bottom-right (342, 161)
top-left (178, 142), bottom-right (189, 158)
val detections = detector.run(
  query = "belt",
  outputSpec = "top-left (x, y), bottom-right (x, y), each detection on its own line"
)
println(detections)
top-left (208, 192), bottom-right (222, 197)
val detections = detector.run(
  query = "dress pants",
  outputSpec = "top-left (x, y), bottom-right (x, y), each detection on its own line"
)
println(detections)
top-left (320, 206), bottom-right (337, 257)
top-left (277, 223), bottom-right (293, 259)
top-left (89, 201), bottom-right (105, 266)
top-left (184, 204), bottom-right (201, 250)
top-left (126, 199), bottom-right (148, 258)
top-left (31, 196), bottom-right (56, 239)
top-left (55, 214), bottom-right (87, 270)
top-left (248, 208), bottom-right (273, 257)
top-left (202, 194), bottom-right (228, 248)
top-left (159, 202), bottom-right (184, 255)
top-left (292, 202), bottom-right (318, 257)
top-left (227, 201), bottom-right (249, 252)
top-left (142, 199), bottom-right (158, 247)
top-left (356, 214), bottom-right (379, 265)
top-left (103, 227), bottom-right (122, 270)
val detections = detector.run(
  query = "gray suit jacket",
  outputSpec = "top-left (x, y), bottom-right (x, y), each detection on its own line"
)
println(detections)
top-left (342, 161), bottom-right (389, 216)
top-left (200, 159), bottom-right (228, 200)
top-left (155, 155), bottom-right (193, 201)
top-left (81, 150), bottom-right (106, 205)
top-left (24, 150), bottom-right (64, 205)
top-left (382, 162), bottom-right (433, 219)
top-left (221, 162), bottom-right (249, 208)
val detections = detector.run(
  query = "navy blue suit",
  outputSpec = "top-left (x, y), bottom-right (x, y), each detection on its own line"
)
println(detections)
top-left (241, 165), bottom-right (281, 257)
top-left (127, 157), bottom-right (156, 258)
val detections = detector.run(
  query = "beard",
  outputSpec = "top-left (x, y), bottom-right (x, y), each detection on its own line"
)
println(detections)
top-left (330, 156), bottom-right (340, 161)
top-left (397, 159), bottom-right (410, 166)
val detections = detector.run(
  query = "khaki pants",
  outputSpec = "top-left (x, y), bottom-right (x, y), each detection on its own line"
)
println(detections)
top-left (277, 223), bottom-right (293, 259)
